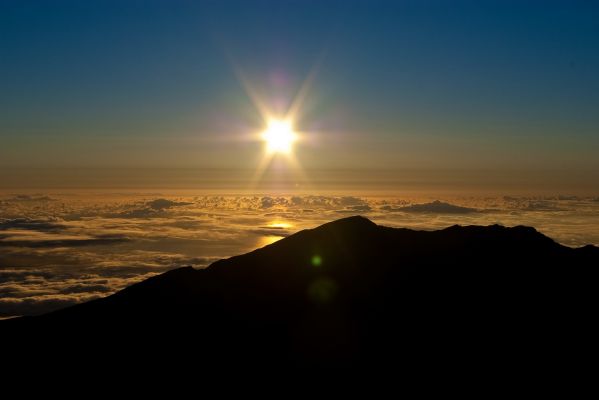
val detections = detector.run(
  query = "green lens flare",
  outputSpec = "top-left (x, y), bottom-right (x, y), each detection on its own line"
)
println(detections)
top-left (311, 255), bottom-right (322, 267)
top-left (307, 278), bottom-right (338, 304)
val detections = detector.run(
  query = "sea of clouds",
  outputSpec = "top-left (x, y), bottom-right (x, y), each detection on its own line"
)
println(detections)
top-left (1, 192), bottom-right (598, 318)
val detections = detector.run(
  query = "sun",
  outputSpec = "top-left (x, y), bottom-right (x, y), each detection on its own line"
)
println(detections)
top-left (261, 119), bottom-right (298, 155)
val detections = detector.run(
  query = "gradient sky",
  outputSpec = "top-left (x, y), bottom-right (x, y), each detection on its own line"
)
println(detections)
top-left (1, 0), bottom-right (598, 190)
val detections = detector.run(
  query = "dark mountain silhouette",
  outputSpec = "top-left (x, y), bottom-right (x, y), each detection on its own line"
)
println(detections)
top-left (3, 216), bottom-right (597, 371)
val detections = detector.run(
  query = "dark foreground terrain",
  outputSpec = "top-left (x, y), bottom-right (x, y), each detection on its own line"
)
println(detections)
top-left (3, 216), bottom-right (597, 370)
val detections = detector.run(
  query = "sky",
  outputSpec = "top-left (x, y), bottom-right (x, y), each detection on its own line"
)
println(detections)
top-left (1, 0), bottom-right (598, 193)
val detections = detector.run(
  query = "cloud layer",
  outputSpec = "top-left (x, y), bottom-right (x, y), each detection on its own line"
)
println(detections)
top-left (1, 193), bottom-right (598, 317)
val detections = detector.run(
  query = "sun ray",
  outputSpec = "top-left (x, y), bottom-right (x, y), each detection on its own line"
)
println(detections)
top-left (284, 62), bottom-right (319, 123)
top-left (228, 59), bottom-right (273, 124)
top-left (249, 151), bottom-right (275, 189)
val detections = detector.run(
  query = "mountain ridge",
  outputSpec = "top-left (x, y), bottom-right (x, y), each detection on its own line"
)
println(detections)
top-left (2, 216), bottom-right (597, 369)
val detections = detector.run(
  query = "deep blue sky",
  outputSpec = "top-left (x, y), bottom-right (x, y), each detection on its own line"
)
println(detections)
top-left (1, 0), bottom-right (598, 173)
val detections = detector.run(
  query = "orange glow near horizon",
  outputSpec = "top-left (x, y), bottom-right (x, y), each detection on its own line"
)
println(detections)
top-left (267, 220), bottom-right (293, 229)
top-left (258, 235), bottom-right (283, 247)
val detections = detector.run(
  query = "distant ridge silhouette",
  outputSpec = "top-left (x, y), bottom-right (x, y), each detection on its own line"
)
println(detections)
top-left (3, 216), bottom-right (597, 371)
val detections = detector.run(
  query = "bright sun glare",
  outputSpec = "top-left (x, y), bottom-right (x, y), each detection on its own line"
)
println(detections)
top-left (261, 119), bottom-right (297, 155)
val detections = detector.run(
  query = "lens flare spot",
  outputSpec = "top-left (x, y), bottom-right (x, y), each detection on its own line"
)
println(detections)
top-left (311, 254), bottom-right (322, 267)
top-left (307, 278), bottom-right (338, 304)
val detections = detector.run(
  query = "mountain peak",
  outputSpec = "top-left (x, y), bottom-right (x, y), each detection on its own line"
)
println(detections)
top-left (316, 215), bottom-right (377, 230)
top-left (3, 217), bottom-right (597, 369)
